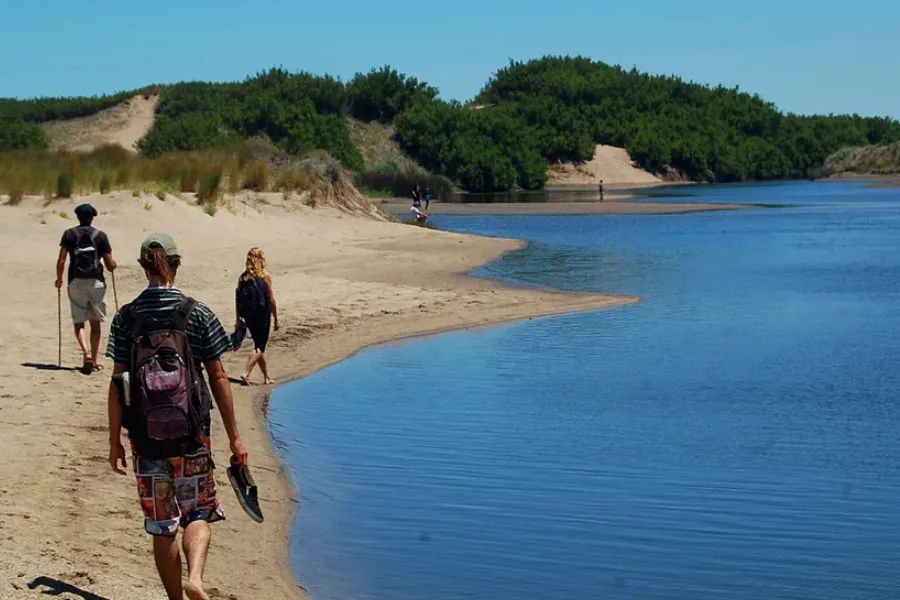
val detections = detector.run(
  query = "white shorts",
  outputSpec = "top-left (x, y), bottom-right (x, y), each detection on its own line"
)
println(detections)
top-left (68, 279), bottom-right (107, 324)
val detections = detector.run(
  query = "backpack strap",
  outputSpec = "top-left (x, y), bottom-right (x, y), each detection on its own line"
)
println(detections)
top-left (172, 297), bottom-right (198, 332)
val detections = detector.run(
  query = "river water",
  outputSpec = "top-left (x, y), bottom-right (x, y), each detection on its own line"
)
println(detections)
top-left (269, 181), bottom-right (900, 600)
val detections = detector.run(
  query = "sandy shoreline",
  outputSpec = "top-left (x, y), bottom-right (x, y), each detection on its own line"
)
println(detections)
top-left (381, 199), bottom-right (755, 216)
top-left (0, 190), bottom-right (635, 600)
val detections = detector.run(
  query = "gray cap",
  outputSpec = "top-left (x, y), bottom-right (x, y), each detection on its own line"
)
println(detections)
top-left (140, 233), bottom-right (179, 260)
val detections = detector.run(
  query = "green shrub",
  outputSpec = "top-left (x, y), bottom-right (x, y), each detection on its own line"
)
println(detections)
top-left (56, 172), bottom-right (74, 198)
top-left (202, 202), bottom-right (217, 216)
top-left (355, 169), bottom-right (454, 200)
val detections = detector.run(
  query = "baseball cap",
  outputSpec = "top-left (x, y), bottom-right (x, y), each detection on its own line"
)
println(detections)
top-left (140, 233), bottom-right (179, 260)
top-left (74, 203), bottom-right (98, 218)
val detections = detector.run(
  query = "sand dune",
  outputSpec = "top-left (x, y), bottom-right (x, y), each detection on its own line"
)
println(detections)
top-left (42, 94), bottom-right (159, 153)
top-left (548, 144), bottom-right (663, 187)
top-left (0, 189), bottom-right (632, 599)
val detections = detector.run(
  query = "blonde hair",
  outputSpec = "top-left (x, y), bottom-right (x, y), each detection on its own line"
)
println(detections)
top-left (243, 247), bottom-right (268, 281)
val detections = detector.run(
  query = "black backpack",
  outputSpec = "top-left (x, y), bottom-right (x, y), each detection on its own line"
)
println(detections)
top-left (120, 298), bottom-right (208, 458)
top-left (236, 277), bottom-right (267, 320)
top-left (72, 229), bottom-right (103, 279)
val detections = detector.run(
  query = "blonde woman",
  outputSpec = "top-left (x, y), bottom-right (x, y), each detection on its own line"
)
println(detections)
top-left (235, 248), bottom-right (279, 385)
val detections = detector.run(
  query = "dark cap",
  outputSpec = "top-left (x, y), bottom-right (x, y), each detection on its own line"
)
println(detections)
top-left (74, 203), bottom-right (98, 219)
top-left (140, 233), bottom-right (179, 261)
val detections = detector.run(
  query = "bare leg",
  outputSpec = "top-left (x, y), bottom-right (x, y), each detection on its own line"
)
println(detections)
top-left (89, 319), bottom-right (102, 364)
top-left (258, 352), bottom-right (274, 384)
top-left (183, 521), bottom-right (212, 600)
top-left (153, 534), bottom-right (184, 600)
top-left (73, 324), bottom-right (90, 361)
top-left (242, 349), bottom-right (261, 384)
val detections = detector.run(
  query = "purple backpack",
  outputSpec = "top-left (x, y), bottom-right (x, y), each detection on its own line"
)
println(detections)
top-left (123, 297), bottom-right (205, 458)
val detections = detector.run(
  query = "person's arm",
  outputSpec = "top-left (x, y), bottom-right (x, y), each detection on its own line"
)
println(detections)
top-left (100, 234), bottom-right (116, 271)
top-left (205, 359), bottom-right (248, 464)
top-left (103, 253), bottom-right (117, 272)
top-left (265, 275), bottom-right (279, 330)
top-left (56, 247), bottom-right (67, 289)
top-left (108, 362), bottom-right (128, 474)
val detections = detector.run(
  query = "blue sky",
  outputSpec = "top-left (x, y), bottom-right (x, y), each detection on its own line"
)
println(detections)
top-left (1, 0), bottom-right (897, 117)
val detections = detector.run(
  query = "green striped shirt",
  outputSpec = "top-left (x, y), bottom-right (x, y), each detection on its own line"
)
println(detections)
top-left (105, 287), bottom-right (231, 367)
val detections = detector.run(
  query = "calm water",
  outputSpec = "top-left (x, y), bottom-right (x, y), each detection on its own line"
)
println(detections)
top-left (269, 181), bottom-right (900, 600)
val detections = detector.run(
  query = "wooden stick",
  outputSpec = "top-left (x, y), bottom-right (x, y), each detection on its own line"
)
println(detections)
top-left (57, 287), bottom-right (62, 368)
top-left (111, 271), bottom-right (120, 312)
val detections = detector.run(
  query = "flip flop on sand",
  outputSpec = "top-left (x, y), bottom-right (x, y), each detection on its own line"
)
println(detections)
top-left (240, 376), bottom-right (252, 387)
top-left (80, 358), bottom-right (93, 375)
top-left (226, 456), bottom-right (264, 523)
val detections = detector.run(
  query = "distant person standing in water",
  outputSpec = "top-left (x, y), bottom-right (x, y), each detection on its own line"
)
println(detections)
top-left (423, 187), bottom-right (432, 210)
top-left (56, 203), bottom-right (118, 374)
top-left (598, 180), bottom-right (605, 202)
top-left (412, 182), bottom-right (422, 206)
top-left (235, 248), bottom-right (279, 386)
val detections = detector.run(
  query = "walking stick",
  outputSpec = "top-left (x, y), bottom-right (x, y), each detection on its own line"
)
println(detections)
top-left (57, 287), bottom-right (62, 368)
top-left (111, 271), bottom-right (120, 312)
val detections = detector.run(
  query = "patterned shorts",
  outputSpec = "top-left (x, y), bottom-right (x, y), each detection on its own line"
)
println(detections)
top-left (131, 437), bottom-right (226, 536)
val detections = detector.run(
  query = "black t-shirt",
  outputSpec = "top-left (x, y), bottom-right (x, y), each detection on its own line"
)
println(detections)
top-left (60, 226), bottom-right (112, 283)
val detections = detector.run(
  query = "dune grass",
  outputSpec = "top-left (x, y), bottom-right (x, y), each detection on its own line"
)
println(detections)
top-left (823, 142), bottom-right (900, 176)
top-left (0, 140), bottom-right (327, 203)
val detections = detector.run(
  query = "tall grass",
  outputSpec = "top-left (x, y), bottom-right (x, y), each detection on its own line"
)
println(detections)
top-left (0, 140), bottom-right (326, 200)
top-left (823, 142), bottom-right (900, 175)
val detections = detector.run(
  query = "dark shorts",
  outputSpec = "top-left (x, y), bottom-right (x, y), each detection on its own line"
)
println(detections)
top-left (131, 436), bottom-right (225, 536)
top-left (246, 311), bottom-right (271, 352)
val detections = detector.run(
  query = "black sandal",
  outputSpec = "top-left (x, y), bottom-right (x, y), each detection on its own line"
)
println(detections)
top-left (226, 456), bottom-right (264, 523)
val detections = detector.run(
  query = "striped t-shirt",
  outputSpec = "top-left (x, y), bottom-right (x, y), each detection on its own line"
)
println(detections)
top-left (105, 287), bottom-right (231, 368)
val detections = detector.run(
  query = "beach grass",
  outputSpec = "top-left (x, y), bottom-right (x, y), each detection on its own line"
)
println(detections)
top-left (0, 140), bottom-right (326, 201)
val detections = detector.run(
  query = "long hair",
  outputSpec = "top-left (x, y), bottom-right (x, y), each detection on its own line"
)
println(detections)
top-left (243, 247), bottom-right (268, 281)
top-left (139, 248), bottom-right (181, 286)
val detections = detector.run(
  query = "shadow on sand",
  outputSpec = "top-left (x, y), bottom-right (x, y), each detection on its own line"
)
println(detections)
top-left (28, 576), bottom-right (109, 600)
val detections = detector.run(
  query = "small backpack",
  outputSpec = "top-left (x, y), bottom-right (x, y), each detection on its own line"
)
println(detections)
top-left (122, 297), bottom-right (206, 458)
top-left (236, 277), bottom-right (267, 320)
top-left (72, 229), bottom-right (103, 279)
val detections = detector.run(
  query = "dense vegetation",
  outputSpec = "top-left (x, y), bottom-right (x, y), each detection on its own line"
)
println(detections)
top-left (396, 56), bottom-right (900, 189)
top-left (2, 57), bottom-right (899, 192)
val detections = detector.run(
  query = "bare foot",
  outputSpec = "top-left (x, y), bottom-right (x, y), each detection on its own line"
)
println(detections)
top-left (240, 375), bottom-right (251, 387)
top-left (185, 580), bottom-right (210, 600)
top-left (264, 378), bottom-right (275, 385)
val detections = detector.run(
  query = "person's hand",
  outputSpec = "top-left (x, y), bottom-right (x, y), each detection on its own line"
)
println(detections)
top-left (274, 319), bottom-right (280, 332)
top-left (230, 436), bottom-right (249, 465)
top-left (109, 441), bottom-right (127, 474)
top-left (55, 278), bottom-right (63, 290)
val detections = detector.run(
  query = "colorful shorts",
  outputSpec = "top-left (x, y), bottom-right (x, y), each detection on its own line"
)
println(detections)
top-left (131, 437), bottom-right (226, 536)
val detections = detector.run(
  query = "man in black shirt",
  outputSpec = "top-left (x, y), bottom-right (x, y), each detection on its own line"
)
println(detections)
top-left (55, 203), bottom-right (118, 374)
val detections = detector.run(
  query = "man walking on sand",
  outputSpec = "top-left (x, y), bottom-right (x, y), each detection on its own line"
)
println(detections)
top-left (106, 233), bottom-right (248, 600)
top-left (56, 203), bottom-right (117, 374)
top-left (598, 179), bottom-right (605, 202)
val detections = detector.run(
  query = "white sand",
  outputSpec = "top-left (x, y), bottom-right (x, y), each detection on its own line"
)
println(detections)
top-left (548, 144), bottom-right (663, 187)
top-left (42, 95), bottom-right (159, 153)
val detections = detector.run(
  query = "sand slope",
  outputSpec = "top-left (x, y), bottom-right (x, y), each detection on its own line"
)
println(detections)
top-left (0, 190), bottom-right (632, 600)
top-left (548, 144), bottom-right (662, 187)
top-left (42, 95), bottom-right (159, 153)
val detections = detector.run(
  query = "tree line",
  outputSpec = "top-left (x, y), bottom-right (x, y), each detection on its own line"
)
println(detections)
top-left (2, 58), bottom-right (898, 191)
